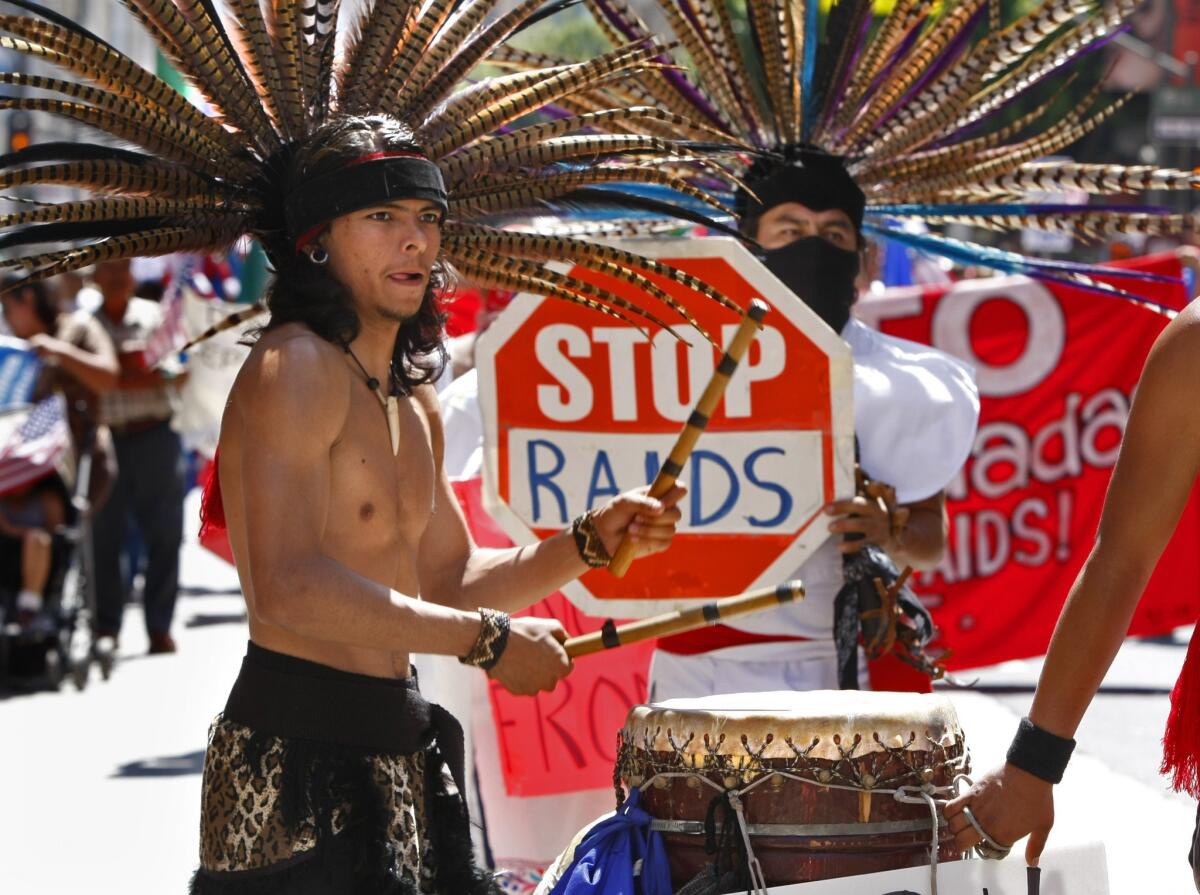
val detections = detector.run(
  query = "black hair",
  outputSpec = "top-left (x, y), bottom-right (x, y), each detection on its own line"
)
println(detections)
top-left (1, 276), bottom-right (57, 331)
top-left (260, 115), bottom-right (448, 392)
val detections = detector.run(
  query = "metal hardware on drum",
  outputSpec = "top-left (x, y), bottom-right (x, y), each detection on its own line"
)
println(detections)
top-left (632, 766), bottom-right (960, 895)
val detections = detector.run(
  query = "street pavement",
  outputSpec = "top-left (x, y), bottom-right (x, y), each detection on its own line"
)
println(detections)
top-left (2, 490), bottom-right (1196, 893)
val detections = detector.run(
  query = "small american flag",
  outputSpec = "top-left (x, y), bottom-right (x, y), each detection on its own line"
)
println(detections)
top-left (144, 254), bottom-right (198, 368)
top-left (0, 395), bottom-right (70, 496)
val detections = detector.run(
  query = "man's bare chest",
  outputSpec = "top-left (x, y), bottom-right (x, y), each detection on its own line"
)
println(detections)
top-left (326, 394), bottom-right (436, 550)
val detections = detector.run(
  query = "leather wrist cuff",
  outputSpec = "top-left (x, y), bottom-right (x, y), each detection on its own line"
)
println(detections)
top-left (1006, 716), bottom-right (1075, 784)
top-left (458, 607), bottom-right (511, 671)
top-left (571, 509), bottom-right (611, 569)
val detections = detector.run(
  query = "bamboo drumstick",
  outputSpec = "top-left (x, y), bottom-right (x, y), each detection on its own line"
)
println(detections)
top-left (564, 580), bottom-right (804, 659)
top-left (607, 298), bottom-right (769, 577)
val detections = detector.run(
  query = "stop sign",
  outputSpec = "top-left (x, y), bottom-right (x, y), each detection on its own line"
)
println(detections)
top-left (475, 237), bottom-right (854, 618)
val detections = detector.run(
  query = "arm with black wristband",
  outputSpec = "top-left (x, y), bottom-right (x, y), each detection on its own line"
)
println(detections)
top-left (944, 304), bottom-right (1200, 869)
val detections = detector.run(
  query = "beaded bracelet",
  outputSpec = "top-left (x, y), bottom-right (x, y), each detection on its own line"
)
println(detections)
top-left (458, 607), bottom-right (511, 671)
top-left (1006, 716), bottom-right (1076, 784)
top-left (571, 509), bottom-right (611, 569)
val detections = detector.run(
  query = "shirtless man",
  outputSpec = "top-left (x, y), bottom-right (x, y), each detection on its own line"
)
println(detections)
top-left (192, 116), bottom-right (684, 894)
top-left (945, 300), bottom-right (1200, 887)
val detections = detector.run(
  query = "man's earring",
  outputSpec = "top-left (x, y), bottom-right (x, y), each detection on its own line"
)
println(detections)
top-left (306, 245), bottom-right (329, 265)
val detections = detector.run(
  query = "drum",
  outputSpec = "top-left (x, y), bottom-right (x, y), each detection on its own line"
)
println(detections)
top-left (616, 690), bottom-right (968, 889)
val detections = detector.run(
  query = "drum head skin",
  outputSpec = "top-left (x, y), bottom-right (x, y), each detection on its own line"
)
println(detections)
top-left (624, 690), bottom-right (964, 762)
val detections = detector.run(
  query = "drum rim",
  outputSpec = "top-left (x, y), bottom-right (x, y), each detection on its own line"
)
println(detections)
top-left (622, 690), bottom-right (964, 761)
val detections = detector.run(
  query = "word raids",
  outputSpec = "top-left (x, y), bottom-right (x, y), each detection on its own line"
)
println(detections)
top-left (509, 323), bottom-right (826, 535)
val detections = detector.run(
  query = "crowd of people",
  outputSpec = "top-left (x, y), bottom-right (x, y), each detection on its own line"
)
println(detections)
top-left (0, 259), bottom-right (186, 655)
top-left (0, 0), bottom-right (1195, 891)
top-left (3, 217), bottom-right (1199, 891)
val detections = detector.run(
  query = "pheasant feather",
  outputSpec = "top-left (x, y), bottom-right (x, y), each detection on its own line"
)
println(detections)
top-left (576, 0), bottom-right (1192, 308)
top-left (0, 0), bottom-right (748, 342)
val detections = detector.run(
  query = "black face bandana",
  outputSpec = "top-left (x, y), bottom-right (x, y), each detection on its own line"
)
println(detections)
top-left (761, 236), bottom-right (860, 334)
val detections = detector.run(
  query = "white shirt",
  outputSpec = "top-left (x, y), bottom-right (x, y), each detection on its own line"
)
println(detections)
top-left (695, 317), bottom-right (979, 658)
top-left (439, 368), bottom-right (484, 480)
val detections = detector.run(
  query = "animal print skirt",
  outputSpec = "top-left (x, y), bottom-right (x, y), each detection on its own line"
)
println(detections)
top-left (190, 642), bottom-right (498, 895)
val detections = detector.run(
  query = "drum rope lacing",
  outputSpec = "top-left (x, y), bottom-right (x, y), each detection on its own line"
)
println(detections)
top-left (628, 766), bottom-right (976, 895)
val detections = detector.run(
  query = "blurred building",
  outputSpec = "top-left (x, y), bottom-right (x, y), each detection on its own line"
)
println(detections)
top-left (0, 2), bottom-right (157, 209)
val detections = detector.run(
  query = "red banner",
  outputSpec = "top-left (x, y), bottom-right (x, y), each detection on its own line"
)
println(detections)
top-left (862, 253), bottom-right (1200, 669)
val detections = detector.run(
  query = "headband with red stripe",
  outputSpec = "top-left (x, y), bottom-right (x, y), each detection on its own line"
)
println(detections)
top-left (286, 151), bottom-right (448, 251)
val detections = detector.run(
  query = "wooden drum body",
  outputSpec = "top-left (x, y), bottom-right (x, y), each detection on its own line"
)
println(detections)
top-left (617, 690), bottom-right (969, 889)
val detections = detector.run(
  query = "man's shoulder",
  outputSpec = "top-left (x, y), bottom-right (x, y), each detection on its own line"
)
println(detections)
top-left (1168, 298), bottom-right (1200, 343)
top-left (846, 318), bottom-right (977, 383)
top-left (1152, 299), bottom-right (1200, 381)
top-left (248, 324), bottom-right (345, 368)
top-left (228, 328), bottom-right (350, 448)
top-left (846, 316), bottom-right (938, 359)
top-left (236, 326), bottom-right (351, 409)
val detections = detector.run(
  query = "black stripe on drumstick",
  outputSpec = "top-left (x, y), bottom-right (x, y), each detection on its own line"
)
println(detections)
top-left (607, 298), bottom-right (769, 577)
top-left (562, 580), bottom-right (805, 658)
top-left (660, 458), bottom-right (684, 478)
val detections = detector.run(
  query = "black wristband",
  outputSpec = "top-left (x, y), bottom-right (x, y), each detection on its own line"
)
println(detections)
top-left (1006, 717), bottom-right (1075, 784)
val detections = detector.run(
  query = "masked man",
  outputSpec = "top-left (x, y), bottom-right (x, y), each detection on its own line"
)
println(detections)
top-left (581, 0), bottom-right (1195, 701)
top-left (649, 152), bottom-right (980, 698)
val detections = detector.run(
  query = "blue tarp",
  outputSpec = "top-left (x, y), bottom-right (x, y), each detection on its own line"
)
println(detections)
top-left (546, 788), bottom-right (673, 895)
top-left (881, 239), bottom-right (915, 287)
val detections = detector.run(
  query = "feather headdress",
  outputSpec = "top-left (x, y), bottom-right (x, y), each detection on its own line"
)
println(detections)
top-left (574, 0), bottom-right (1198, 299)
top-left (0, 0), bottom-right (744, 333)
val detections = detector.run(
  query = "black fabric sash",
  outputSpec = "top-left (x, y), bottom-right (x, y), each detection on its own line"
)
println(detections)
top-left (223, 641), bottom-right (467, 800)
